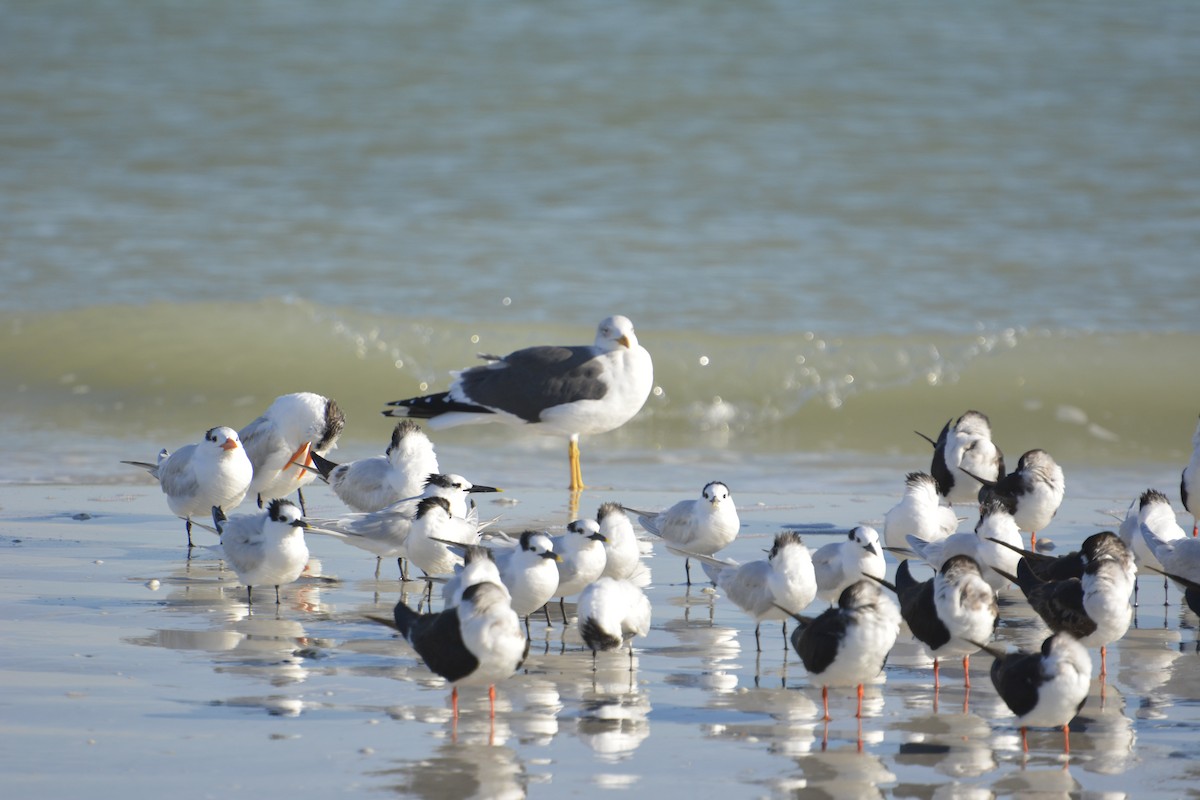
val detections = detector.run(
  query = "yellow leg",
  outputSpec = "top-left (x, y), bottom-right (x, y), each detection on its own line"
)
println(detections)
top-left (568, 437), bottom-right (585, 491)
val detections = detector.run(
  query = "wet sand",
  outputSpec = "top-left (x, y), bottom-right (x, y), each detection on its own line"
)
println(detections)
top-left (2, 471), bottom-right (1197, 799)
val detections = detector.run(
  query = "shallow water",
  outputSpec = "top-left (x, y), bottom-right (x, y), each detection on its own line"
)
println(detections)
top-left (3, 462), bottom-right (1199, 799)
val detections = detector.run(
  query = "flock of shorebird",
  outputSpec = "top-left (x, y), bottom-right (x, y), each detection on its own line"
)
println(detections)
top-left (122, 317), bottom-right (1200, 751)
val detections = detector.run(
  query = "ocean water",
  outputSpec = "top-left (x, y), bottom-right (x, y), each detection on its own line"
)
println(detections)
top-left (5, 5), bottom-right (1200, 798)
top-left (2, 0), bottom-right (1198, 486)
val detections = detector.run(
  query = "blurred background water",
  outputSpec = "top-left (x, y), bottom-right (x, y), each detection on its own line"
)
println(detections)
top-left (2, 0), bottom-right (1197, 483)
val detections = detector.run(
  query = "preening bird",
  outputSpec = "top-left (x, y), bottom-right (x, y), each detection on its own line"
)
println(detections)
top-left (577, 577), bottom-right (653, 669)
top-left (882, 471), bottom-right (960, 556)
top-left (918, 410), bottom-right (1005, 506)
top-left (238, 392), bottom-right (345, 513)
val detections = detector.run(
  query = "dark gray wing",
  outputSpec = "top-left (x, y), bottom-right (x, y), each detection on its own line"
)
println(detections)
top-left (793, 606), bottom-right (847, 675)
top-left (403, 604), bottom-right (480, 683)
top-left (457, 345), bottom-right (608, 423)
top-left (900, 577), bottom-right (952, 652)
top-left (991, 649), bottom-right (1042, 718)
top-left (1040, 580), bottom-right (1096, 638)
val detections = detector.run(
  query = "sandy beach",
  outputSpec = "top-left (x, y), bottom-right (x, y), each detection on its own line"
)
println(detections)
top-left (3, 464), bottom-right (1197, 799)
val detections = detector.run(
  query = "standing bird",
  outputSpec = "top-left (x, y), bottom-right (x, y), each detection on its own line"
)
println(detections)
top-left (988, 530), bottom-right (1133, 583)
top-left (782, 580), bottom-right (901, 720)
top-left (577, 577), bottom-right (653, 669)
top-left (965, 449), bottom-right (1065, 549)
top-left (122, 426), bottom-right (253, 548)
top-left (692, 531), bottom-right (818, 651)
top-left (441, 544), bottom-right (509, 608)
top-left (382, 315), bottom-right (653, 492)
top-left (812, 526), bottom-right (887, 605)
top-left (1139, 488), bottom-right (1198, 605)
top-left (309, 420), bottom-right (439, 512)
top-left (405, 496), bottom-right (486, 581)
top-left (495, 531), bottom-right (563, 634)
top-left (882, 472), bottom-right (960, 556)
top-left (552, 518), bottom-right (609, 620)
top-left (211, 499), bottom-right (312, 606)
top-left (367, 581), bottom-right (529, 719)
top-left (871, 555), bottom-right (999, 689)
top-left (312, 473), bottom-right (500, 579)
top-left (239, 392), bottom-right (345, 514)
top-left (596, 502), bottom-right (647, 584)
top-left (918, 410), bottom-right (1005, 506)
top-left (906, 498), bottom-right (1024, 594)
top-left (626, 481), bottom-right (740, 585)
top-left (974, 633), bottom-right (1092, 753)
top-left (1182, 415), bottom-right (1200, 537)
top-left (994, 554), bottom-right (1133, 677)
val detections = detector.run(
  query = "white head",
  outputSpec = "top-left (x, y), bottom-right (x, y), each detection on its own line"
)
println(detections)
top-left (203, 426), bottom-right (242, 455)
top-left (702, 481), bottom-right (732, 506)
top-left (595, 315), bottom-right (638, 351)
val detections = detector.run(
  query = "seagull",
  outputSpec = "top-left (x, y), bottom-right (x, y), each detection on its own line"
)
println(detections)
top-left (993, 553), bottom-right (1133, 677)
top-left (211, 499), bottom-right (312, 606)
top-left (551, 518), bottom-right (608, 621)
top-left (625, 481), bottom-right (740, 585)
top-left (367, 581), bottom-right (530, 719)
top-left (382, 315), bottom-right (654, 492)
top-left (1139, 487), bottom-right (1197, 605)
top-left (973, 632), bottom-right (1092, 754)
top-left (122, 426), bottom-right (254, 548)
top-left (870, 555), bottom-right (998, 690)
top-left (882, 472), bottom-right (960, 556)
top-left (812, 526), bottom-right (886, 605)
top-left (239, 392), bottom-right (345, 513)
top-left (965, 449), bottom-right (1065, 549)
top-left (780, 580), bottom-right (901, 721)
top-left (688, 531), bottom-right (818, 651)
top-left (311, 473), bottom-right (500, 579)
top-left (577, 577), bottom-right (653, 669)
top-left (917, 410), bottom-right (1005, 506)
top-left (906, 498), bottom-right (1023, 594)
top-left (309, 420), bottom-right (439, 513)
top-left (495, 531), bottom-right (562, 634)
top-left (987, 530), bottom-right (1133, 583)
top-left (596, 502), bottom-right (648, 584)
top-left (1183, 415), bottom-right (1200, 537)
